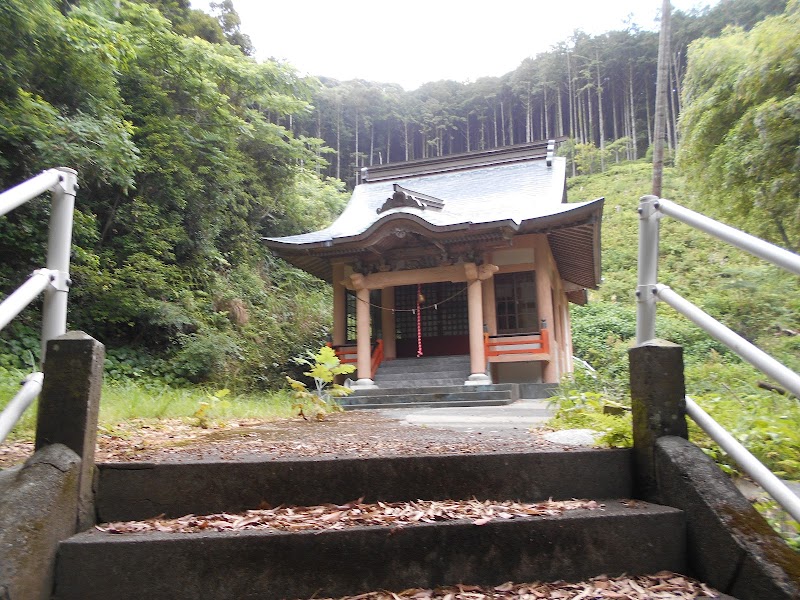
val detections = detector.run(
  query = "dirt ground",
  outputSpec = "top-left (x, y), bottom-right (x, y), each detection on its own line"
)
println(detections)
top-left (0, 410), bottom-right (566, 468)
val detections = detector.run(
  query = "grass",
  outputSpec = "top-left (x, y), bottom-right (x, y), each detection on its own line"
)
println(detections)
top-left (0, 368), bottom-right (297, 442)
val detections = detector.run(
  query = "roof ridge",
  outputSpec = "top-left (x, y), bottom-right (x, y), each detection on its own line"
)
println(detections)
top-left (362, 140), bottom-right (564, 183)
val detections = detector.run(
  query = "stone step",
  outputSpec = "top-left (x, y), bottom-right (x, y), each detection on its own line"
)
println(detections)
top-left (375, 369), bottom-right (469, 381)
top-left (93, 450), bottom-right (634, 522)
top-left (373, 378), bottom-right (469, 388)
top-left (376, 356), bottom-right (470, 372)
top-left (53, 500), bottom-right (685, 600)
top-left (344, 397), bottom-right (514, 410)
top-left (345, 384), bottom-right (518, 409)
top-left (350, 383), bottom-right (517, 397)
top-left (341, 390), bottom-right (513, 409)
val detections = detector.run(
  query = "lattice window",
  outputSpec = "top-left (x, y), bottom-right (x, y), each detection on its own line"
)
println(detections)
top-left (495, 271), bottom-right (539, 334)
top-left (395, 282), bottom-right (468, 340)
top-left (345, 290), bottom-right (382, 343)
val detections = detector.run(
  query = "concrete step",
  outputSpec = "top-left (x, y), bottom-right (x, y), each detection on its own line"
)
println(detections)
top-left (375, 369), bottom-right (469, 381)
top-left (93, 450), bottom-right (634, 522)
top-left (345, 384), bottom-right (518, 409)
top-left (351, 383), bottom-right (518, 397)
top-left (344, 397), bottom-right (514, 410)
top-left (374, 377), bottom-right (469, 388)
top-left (53, 500), bottom-right (685, 600)
top-left (377, 355), bottom-right (469, 371)
top-left (341, 390), bottom-right (512, 409)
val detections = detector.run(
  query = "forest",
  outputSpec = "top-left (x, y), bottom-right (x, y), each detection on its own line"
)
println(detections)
top-left (294, 0), bottom-right (787, 186)
top-left (0, 0), bottom-right (797, 395)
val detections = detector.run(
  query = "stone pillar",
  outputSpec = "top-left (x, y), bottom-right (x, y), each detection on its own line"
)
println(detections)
top-left (35, 331), bottom-right (104, 531)
top-left (381, 287), bottom-right (396, 360)
top-left (331, 263), bottom-right (346, 346)
top-left (353, 287), bottom-right (376, 389)
top-left (629, 338), bottom-right (688, 500)
top-left (465, 278), bottom-right (490, 385)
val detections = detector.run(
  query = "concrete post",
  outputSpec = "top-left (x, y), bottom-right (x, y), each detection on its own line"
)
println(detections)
top-left (629, 338), bottom-right (688, 500)
top-left (35, 331), bottom-right (104, 531)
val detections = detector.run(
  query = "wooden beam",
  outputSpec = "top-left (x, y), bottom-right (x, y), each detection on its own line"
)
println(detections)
top-left (343, 263), bottom-right (498, 291)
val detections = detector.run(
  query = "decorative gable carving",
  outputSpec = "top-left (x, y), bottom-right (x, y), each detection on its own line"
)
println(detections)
top-left (377, 184), bottom-right (445, 214)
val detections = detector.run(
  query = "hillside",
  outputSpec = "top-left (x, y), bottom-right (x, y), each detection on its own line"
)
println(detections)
top-left (567, 161), bottom-right (799, 391)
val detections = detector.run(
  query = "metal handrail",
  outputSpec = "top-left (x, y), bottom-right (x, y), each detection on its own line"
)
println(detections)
top-left (0, 373), bottom-right (43, 442)
top-left (0, 168), bottom-right (77, 443)
top-left (686, 396), bottom-right (800, 522)
top-left (636, 194), bottom-right (800, 520)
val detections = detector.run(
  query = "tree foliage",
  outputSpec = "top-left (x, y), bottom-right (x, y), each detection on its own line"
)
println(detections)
top-left (679, 0), bottom-right (800, 250)
top-left (0, 0), bottom-right (347, 389)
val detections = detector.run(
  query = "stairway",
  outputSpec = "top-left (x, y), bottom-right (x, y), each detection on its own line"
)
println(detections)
top-left (341, 354), bottom-right (519, 409)
top-left (374, 355), bottom-right (472, 388)
top-left (51, 449), bottom-right (689, 600)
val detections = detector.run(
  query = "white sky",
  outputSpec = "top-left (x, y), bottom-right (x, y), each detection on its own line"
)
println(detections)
top-left (191, 1), bottom-right (718, 90)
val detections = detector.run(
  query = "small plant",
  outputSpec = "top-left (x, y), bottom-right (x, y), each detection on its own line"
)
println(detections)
top-left (193, 388), bottom-right (231, 428)
top-left (286, 345), bottom-right (355, 421)
top-left (753, 497), bottom-right (800, 552)
top-left (547, 368), bottom-right (633, 448)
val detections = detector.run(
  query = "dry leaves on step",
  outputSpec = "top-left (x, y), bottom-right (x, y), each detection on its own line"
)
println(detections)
top-left (97, 498), bottom-right (602, 534)
top-left (308, 571), bottom-right (723, 599)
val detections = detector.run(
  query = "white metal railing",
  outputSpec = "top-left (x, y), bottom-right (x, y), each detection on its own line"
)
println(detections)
top-left (636, 194), bottom-right (800, 520)
top-left (0, 168), bottom-right (77, 443)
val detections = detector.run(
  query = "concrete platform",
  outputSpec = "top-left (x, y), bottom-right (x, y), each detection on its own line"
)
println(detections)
top-left (378, 398), bottom-right (554, 432)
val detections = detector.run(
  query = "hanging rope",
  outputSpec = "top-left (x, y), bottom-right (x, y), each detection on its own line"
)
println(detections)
top-left (352, 285), bottom-right (467, 313)
top-left (416, 283), bottom-right (423, 357)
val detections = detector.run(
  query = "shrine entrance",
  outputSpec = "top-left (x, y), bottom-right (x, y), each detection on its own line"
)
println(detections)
top-left (394, 281), bottom-right (469, 358)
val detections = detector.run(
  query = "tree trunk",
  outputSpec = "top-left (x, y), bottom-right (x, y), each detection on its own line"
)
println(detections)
top-left (557, 83), bottom-right (564, 138)
top-left (652, 0), bottom-right (671, 197)
top-left (404, 120), bottom-right (410, 161)
top-left (567, 53), bottom-right (575, 140)
top-left (386, 119), bottom-right (391, 164)
top-left (587, 84), bottom-right (595, 147)
top-left (354, 108), bottom-right (359, 177)
top-left (493, 104), bottom-right (498, 148)
top-left (596, 53), bottom-right (605, 172)
top-left (335, 101), bottom-right (341, 180)
top-left (316, 107), bottom-right (322, 175)
top-left (526, 84), bottom-right (532, 143)
top-left (507, 101), bottom-right (514, 145)
top-left (500, 102), bottom-right (506, 146)
top-left (369, 122), bottom-right (375, 166)
top-left (629, 63), bottom-right (639, 160)
top-left (645, 85), bottom-right (653, 148)
top-left (543, 85), bottom-right (550, 140)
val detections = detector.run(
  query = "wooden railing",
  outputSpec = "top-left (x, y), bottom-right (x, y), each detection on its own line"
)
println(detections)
top-left (331, 339), bottom-right (384, 378)
top-left (370, 339), bottom-right (384, 378)
top-left (484, 329), bottom-right (550, 363)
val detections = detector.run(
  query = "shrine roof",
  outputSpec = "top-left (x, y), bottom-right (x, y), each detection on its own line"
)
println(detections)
top-left (264, 142), bottom-right (603, 291)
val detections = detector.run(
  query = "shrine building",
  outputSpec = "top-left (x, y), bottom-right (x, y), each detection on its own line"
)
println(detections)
top-left (264, 141), bottom-right (603, 390)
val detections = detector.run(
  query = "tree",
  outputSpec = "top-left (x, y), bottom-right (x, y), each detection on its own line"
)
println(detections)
top-left (652, 0), bottom-right (672, 197)
top-left (679, 0), bottom-right (800, 250)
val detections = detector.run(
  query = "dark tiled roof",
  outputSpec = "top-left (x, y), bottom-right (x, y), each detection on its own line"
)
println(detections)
top-left (265, 149), bottom-right (603, 294)
top-left (266, 157), bottom-right (568, 247)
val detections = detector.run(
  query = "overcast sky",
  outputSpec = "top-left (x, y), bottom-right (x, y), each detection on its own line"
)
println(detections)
top-left (190, 0), bottom-right (718, 90)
